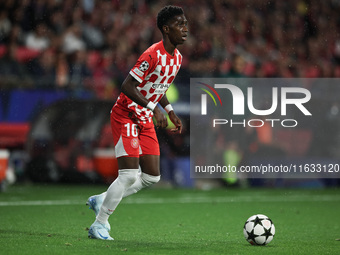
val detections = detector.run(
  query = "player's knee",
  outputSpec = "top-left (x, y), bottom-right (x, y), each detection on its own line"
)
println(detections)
top-left (118, 169), bottom-right (139, 186)
top-left (141, 173), bottom-right (161, 186)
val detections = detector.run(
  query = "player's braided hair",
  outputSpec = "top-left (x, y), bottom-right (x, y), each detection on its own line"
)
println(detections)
top-left (157, 5), bottom-right (184, 33)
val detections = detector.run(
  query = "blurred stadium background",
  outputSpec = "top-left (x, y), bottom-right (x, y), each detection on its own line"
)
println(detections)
top-left (0, 0), bottom-right (340, 189)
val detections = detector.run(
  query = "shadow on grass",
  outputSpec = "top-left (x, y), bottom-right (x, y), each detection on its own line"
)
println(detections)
top-left (0, 228), bottom-right (76, 239)
top-left (103, 240), bottom-right (279, 255)
top-left (85, 239), bottom-right (247, 254)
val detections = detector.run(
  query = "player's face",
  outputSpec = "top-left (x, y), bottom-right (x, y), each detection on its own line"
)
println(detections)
top-left (167, 14), bottom-right (188, 45)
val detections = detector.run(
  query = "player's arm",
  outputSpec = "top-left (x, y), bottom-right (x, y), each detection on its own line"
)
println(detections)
top-left (159, 94), bottom-right (182, 133)
top-left (121, 74), bottom-right (168, 128)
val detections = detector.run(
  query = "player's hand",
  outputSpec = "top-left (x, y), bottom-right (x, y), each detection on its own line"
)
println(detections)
top-left (168, 111), bottom-right (182, 134)
top-left (153, 107), bottom-right (168, 129)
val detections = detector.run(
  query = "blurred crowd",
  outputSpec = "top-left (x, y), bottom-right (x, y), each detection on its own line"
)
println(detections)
top-left (1, 0), bottom-right (340, 99)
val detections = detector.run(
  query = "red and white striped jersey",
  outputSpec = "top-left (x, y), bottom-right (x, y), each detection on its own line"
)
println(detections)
top-left (114, 41), bottom-right (182, 123)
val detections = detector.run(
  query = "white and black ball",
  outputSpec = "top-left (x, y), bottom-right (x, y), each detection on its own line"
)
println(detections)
top-left (243, 214), bottom-right (275, 245)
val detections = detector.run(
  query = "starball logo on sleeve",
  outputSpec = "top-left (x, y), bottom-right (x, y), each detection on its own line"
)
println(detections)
top-left (198, 81), bottom-right (312, 128)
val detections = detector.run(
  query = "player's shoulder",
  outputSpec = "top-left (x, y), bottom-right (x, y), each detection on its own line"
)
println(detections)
top-left (175, 48), bottom-right (182, 57)
top-left (137, 42), bottom-right (163, 65)
top-left (143, 41), bottom-right (163, 56)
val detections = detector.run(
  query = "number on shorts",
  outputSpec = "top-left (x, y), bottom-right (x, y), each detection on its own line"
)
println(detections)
top-left (124, 123), bottom-right (138, 137)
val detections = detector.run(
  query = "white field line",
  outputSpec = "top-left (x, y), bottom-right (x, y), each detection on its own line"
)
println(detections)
top-left (0, 194), bottom-right (339, 207)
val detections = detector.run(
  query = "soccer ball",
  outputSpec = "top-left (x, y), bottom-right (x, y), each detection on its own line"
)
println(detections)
top-left (243, 214), bottom-right (275, 245)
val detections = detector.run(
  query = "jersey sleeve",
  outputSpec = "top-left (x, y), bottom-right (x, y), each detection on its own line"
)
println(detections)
top-left (129, 50), bottom-right (157, 83)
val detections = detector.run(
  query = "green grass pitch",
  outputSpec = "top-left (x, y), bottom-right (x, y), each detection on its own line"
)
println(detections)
top-left (0, 184), bottom-right (339, 255)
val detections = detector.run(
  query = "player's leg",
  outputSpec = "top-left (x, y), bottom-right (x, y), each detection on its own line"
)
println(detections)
top-left (88, 113), bottom-right (140, 240)
top-left (123, 124), bottom-right (161, 196)
top-left (139, 155), bottom-right (160, 175)
top-left (92, 125), bottom-right (161, 201)
top-left (87, 155), bottom-right (160, 215)
top-left (86, 156), bottom-right (140, 214)
top-left (88, 120), bottom-right (161, 241)
top-left (89, 155), bottom-right (161, 207)
top-left (123, 154), bottom-right (161, 197)
top-left (96, 156), bottom-right (139, 221)
top-left (89, 157), bottom-right (139, 240)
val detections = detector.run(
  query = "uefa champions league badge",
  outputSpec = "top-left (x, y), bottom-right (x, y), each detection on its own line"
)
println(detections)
top-left (139, 61), bottom-right (149, 71)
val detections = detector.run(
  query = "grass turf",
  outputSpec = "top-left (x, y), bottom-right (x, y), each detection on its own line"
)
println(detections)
top-left (0, 184), bottom-right (339, 255)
